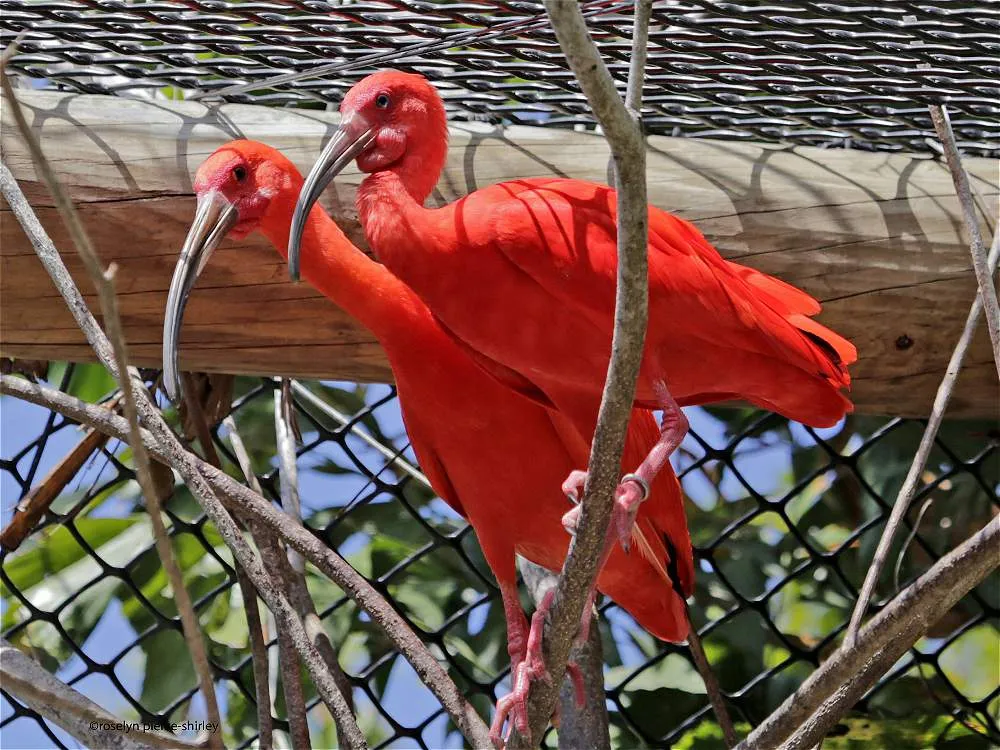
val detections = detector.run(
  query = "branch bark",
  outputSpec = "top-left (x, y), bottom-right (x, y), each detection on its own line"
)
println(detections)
top-left (518, 560), bottom-right (609, 750)
top-left (844, 230), bottom-right (1000, 646)
top-left (929, 105), bottom-right (1000, 377)
top-left (510, 2), bottom-right (651, 744)
top-left (1, 60), bottom-right (224, 745)
top-left (736, 515), bottom-right (1000, 750)
top-left (2, 372), bottom-right (492, 750)
top-left (1, 638), bottom-right (205, 750)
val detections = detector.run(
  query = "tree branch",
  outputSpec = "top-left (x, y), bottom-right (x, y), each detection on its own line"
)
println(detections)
top-left (219, 415), bottom-right (275, 749)
top-left (518, 560), bottom-right (609, 750)
top-left (1, 59), bottom-right (224, 745)
top-left (1, 638), bottom-right (206, 750)
top-left (844, 230), bottom-right (1000, 646)
top-left (736, 515), bottom-right (1000, 750)
top-left (510, 2), bottom-right (651, 744)
top-left (929, 105), bottom-right (1000, 377)
top-left (0, 158), bottom-right (368, 750)
top-left (1, 373), bottom-right (493, 750)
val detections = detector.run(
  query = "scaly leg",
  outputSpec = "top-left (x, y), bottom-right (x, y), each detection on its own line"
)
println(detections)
top-left (490, 588), bottom-right (588, 748)
top-left (561, 380), bottom-right (688, 552)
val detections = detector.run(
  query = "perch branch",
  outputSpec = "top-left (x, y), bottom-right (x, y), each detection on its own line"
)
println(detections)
top-left (1, 374), bottom-right (492, 750)
top-left (0, 159), bottom-right (368, 750)
top-left (736, 515), bottom-right (1000, 750)
top-left (844, 230), bottom-right (1000, 646)
top-left (510, 2), bottom-right (650, 745)
top-left (0, 394), bottom-right (119, 551)
top-left (0, 638), bottom-right (206, 750)
top-left (0, 62), bottom-right (224, 745)
top-left (929, 105), bottom-right (1000, 376)
top-left (518, 560), bottom-right (610, 750)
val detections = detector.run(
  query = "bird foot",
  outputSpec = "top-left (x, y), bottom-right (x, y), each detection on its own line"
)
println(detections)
top-left (560, 474), bottom-right (649, 553)
top-left (489, 590), bottom-right (588, 749)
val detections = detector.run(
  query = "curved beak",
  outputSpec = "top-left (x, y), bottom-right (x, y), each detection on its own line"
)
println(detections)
top-left (163, 191), bottom-right (238, 402)
top-left (289, 112), bottom-right (375, 282)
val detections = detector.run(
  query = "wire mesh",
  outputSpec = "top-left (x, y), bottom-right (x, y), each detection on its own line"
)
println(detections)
top-left (1, 0), bottom-right (997, 156)
top-left (2, 367), bottom-right (998, 748)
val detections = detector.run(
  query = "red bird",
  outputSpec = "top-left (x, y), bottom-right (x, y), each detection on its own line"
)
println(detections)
top-left (289, 70), bottom-right (857, 551)
top-left (162, 141), bottom-right (694, 746)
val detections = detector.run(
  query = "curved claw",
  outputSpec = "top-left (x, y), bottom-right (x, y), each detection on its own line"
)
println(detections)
top-left (561, 469), bottom-right (588, 505)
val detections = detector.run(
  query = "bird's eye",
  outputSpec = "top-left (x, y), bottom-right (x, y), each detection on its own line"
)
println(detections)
top-left (233, 165), bottom-right (248, 183)
top-left (375, 93), bottom-right (390, 109)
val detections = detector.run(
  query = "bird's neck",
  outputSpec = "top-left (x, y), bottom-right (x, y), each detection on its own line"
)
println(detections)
top-left (259, 193), bottom-right (432, 346)
top-left (356, 170), bottom-right (442, 283)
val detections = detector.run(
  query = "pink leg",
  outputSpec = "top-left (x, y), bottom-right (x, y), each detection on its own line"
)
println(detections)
top-left (489, 589), bottom-right (588, 748)
top-left (561, 380), bottom-right (688, 552)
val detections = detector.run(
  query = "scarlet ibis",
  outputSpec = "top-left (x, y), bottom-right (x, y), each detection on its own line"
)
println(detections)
top-left (163, 141), bottom-right (694, 746)
top-left (289, 70), bottom-right (857, 552)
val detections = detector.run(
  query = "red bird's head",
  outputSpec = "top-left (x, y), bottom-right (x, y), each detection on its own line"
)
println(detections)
top-left (338, 70), bottom-right (448, 179)
top-left (288, 70), bottom-right (448, 281)
top-left (191, 140), bottom-right (299, 239)
top-left (164, 140), bottom-right (302, 401)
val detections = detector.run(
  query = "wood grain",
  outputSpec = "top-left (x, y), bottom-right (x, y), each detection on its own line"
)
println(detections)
top-left (2, 90), bottom-right (997, 418)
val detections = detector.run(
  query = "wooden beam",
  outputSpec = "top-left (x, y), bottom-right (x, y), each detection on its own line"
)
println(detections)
top-left (2, 90), bottom-right (997, 418)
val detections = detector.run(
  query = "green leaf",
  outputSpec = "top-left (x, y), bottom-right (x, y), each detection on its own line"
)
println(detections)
top-left (139, 628), bottom-right (199, 713)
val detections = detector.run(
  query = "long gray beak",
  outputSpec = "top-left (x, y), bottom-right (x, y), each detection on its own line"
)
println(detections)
top-left (289, 112), bottom-right (375, 282)
top-left (163, 191), bottom-right (238, 402)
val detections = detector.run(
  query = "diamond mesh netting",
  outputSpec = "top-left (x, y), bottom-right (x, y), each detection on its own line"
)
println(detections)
top-left (1, 1), bottom-right (998, 747)
top-left (2, 368), bottom-right (998, 747)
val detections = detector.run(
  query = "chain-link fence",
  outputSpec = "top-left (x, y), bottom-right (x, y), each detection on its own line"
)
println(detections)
top-left (2, 365), bottom-right (998, 748)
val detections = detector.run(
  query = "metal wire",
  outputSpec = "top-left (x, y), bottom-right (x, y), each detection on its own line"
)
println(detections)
top-left (2, 368), bottom-right (998, 748)
top-left (0, 1), bottom-right (996, 155)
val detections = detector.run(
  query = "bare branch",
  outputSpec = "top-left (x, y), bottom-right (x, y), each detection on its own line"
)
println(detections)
top-left (737, 516), bottom-right (1000, 750)
top-left (275, 384), bottom-right (358, 718)
top-left (2, 374), bottom-right (492, 750)
top-left (0, 64), bottom-right (224, 744)
top-left (929, 105), bottom-right (1000, 376)
top-left (0, 394), bottom-right (118, 550)
top-left (684, 604), bottom-right (738, 747)
top-left (511, 2), bottom-right (651, 743)
top-left (220, 416), bottom-right (274, 749)
top-left (844, 231), bottom-right (1000, 646)
top-left (518, 560), bottom-right (609, 750)
top-left (0, 161), bottom-right (368, 750)
top-left (1, 638), bottom-right (206, 750)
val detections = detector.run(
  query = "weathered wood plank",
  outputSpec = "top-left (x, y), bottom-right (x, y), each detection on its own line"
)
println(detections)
top-left (2, 90), bottom-right (997, 418)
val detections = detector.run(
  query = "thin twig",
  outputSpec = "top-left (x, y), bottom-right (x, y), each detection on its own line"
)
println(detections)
top-left (736, 515), bottom-right (1000, 750)
top-left (511, 2), bottom-right (652, 744)
top-left (257, 539), bottom-right (312, 750)
top-left (220, 415), bottom-right (275, 749)
top-left (0, 162), bottom-right (368, 750)
top-left (1, 60), bottom-right (224, 745)
top-left (844, 231), bottom-right (1000, 647)
top-left (0, 394), bottom-right (119, 551)
top-left (275, 384), bottom-right (358, 718)
top-left (1, 375), bottom-right (490, 748)
top-left (1, 638), bottom-right (206, 750)
top-left (929, 105), bottom-right (1000, 377)
top-left (684, 602), bottom-right (738, 748)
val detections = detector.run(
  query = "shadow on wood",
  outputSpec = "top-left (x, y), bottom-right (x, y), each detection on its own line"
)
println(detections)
top-left (2, 90), bottom-right (997, 417)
